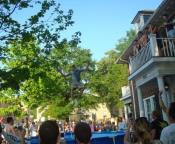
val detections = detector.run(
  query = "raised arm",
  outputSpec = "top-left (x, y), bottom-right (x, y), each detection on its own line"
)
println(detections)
top-left (57, 67), bottom-right (71, 77)
top-left (79, 62), bottom-right (90, 72)
top-left (158, 91), bottom-right (168, 113)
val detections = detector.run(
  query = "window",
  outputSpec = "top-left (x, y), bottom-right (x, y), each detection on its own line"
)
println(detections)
top-left (144, 96), bottom-right (155, 121)
top-left (143, 15), bottom-right (151, 23)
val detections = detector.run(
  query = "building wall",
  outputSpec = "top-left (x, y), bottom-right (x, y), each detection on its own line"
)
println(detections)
top-left (87, 103), bottom-right (111, 121)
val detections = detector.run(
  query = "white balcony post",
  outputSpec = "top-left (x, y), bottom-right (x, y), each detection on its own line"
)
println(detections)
top-left (157, 76), bottom-right (168, 121)
top-left (129, 56), bottom-right (133, 74)
top-left (124, 105), bottom-right (128, 121)
top-left (137, 87), bottom-right (144, 117)
top-left (149, 33), bottom-right (159, 56)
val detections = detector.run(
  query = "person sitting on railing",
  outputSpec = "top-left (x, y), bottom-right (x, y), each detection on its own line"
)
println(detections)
top-left (142, 28), bottom-right (149, 46)
top-left (148, 25), bottom-right (163, 56)
top-left (162, 14), bottom-right (175, 38)
top-left (138, 31), bottom-right (144, 48)
top-left (133, 40), bottom-right (139, 55)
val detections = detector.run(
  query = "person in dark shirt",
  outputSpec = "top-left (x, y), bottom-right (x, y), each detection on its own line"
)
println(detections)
top-left (150, 110), bottom-right (168, 140)
top-left (57, 63), bottom-right (89, 89)
top-left (163, 14), bottom-right (175, 38)
top-left (57, 63), bottom-right (90, 98)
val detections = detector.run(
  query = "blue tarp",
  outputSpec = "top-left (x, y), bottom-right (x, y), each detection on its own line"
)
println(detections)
top-left (26, 131), bottom-right (125, 144)
top-left (64, 131), bottom-right (125, 144)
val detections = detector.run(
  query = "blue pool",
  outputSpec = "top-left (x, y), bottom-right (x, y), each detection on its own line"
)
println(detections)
top-left (64, 131), bottom-right (125, 144)
top-left (27, 131), bottom-right (125, 144)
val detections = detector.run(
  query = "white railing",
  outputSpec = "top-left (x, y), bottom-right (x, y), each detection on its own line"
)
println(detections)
top-left (157, 38), bottom-right (175, 57)
top-left (130, 34), bottom-right (175, 74)
top-left (130, 41), bottom-right (152, 73)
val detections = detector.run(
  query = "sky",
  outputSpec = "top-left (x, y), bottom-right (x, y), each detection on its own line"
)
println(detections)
top-left (13, 0), bottom-right (162, 61)
top-left (57, 0), bottom-right (162, 60)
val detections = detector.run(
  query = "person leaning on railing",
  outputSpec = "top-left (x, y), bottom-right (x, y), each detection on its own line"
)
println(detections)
top-left (162, 14), bottom-right (175, 38)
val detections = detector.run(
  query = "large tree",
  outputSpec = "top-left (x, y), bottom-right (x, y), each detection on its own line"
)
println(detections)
top-left (0, 0), bottom-right (79, 88)
top-left (1, 39), bottom-right (96, 118)
top-left (91, 29), bottom-right (136, 117)
top-left (0, 0), bottom-right (97, 118)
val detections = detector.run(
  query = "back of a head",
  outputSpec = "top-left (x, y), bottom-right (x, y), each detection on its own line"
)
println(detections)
top-left (6, 117), bottom-right (13, 124)
top-left (134, 117), bottom-right (151, 144)
top-left (168, 102), bottom-right (175, 121)
top-left (152, 110), bottom-right (161, 119)
top-left (39, 120), bottom-right (59, 144)
top-left (74, 122), bottom-right (92, 144)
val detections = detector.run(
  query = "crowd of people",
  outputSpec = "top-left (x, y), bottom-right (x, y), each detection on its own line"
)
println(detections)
top-left (124, 92), bottom-right (175, 144)
top-left (131, 14), bottom-right (175, 58)
top-left (62, 120), bottom-right (125, 133)
top-left (0, 91), bottom-right (174, 144)
top-left (0, 116), bottom-right (126, 144)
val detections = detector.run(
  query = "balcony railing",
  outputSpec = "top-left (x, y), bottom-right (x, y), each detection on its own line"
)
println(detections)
top-left (130, 41), bottom-right (152, 73)
top-left (158, 38), bottom-right (175, 57)
top-left (130, 34), bottom-right (175, 73)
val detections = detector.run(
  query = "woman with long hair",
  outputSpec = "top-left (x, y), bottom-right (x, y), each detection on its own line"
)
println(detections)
top-left (134, 117), bottom-right (162, 144)
top-left (124, 117), bottom-right (162, 144)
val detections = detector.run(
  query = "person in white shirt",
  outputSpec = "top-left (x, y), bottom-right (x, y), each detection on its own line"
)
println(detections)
top-left (160, 102), bottom-right (175, 144)
top-left (29, 122), bottom-right (37, 136)
top-left (4, 117), bottom-right (16, 135)
top-left (118, 117), bottom-right (127, 130)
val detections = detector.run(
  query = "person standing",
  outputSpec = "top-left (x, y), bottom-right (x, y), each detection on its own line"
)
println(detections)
top-left (162, 14), bottom-right (175, 38)
top-left (4, 117), bottom-right (16, 135)
top-left (74, 122), bottom-right (92, 144)
top-left (160, 102), bottom-right (175, 144)
top-left (150, 110), bottom-right (168, 140)
top-left (39, 120), bottom-right (60, 144)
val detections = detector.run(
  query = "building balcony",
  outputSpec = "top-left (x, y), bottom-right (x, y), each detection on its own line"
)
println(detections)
top-left (129, 34), bottom-right (175, 76)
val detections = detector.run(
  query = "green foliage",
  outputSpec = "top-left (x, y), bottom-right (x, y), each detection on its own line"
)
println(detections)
top-left (0, 89), bottom-right (26, 117)
top-left (0, 39), bottom-right (95, 118)
top-left (91, 29), bottom-right (136, 117)
top-left (0, 0), bottom-right (136, 119)
top-left (0, 0), bottom-right (76, 50)
top-left (0, 0), bottom-right (97, 118)
top-left (116, 29), bottom-right (136, 54)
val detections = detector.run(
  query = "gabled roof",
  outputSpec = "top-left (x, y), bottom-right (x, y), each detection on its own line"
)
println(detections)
top-left (131, 10), bottom-right (154, 24)
top-left (116, 0), bottom-right (175, 64)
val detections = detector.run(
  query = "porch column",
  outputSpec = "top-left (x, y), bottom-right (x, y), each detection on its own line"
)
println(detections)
top-left (137, 87), bottom-right (144, 117)
top-left (124, 105), bottom-right (128, 121)
top-left (157, 76), bottom-right (168, 121)
top-left (149, 33), bottom-right (159, 56)
top-left (130, 81), bottom-right (137, 119)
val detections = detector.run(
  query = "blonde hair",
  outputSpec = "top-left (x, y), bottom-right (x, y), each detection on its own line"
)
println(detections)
top-left (134, 117), bottom-right (151, 144)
